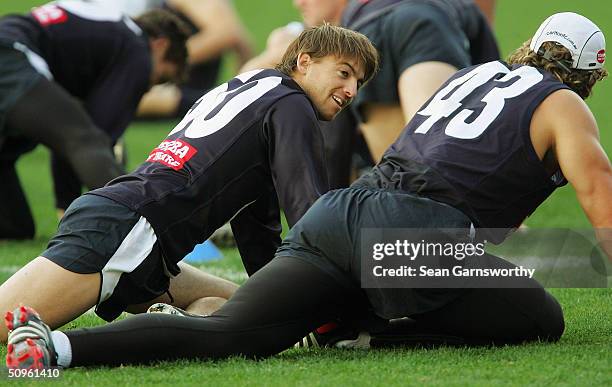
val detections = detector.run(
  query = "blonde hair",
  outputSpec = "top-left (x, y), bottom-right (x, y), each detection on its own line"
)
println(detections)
top-left (507, 40), bottom-right (608, 99)
top-left (276, 23), bottom-right (379, 86)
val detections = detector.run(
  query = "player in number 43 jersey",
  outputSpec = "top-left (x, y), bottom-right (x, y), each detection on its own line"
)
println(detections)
top-left (0, 24), bottom-right (379, 342)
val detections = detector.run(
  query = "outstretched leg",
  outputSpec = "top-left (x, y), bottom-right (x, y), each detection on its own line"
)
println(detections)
top-left (64, 257), bottom-right (364, 367)
top-left (370, 253), bottom-right (565, 347)
top-left (125, 261), bottom-right (238, 316)
top-left (371, 286), bottom-right (564, 347)
top-left (0, 256), bottom-right (100, 342)
top-left (0, 195), bottom-right (239, 342)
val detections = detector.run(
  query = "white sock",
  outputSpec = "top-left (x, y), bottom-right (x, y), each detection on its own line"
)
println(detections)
top-left (51, 331), bottom-right (72, 368)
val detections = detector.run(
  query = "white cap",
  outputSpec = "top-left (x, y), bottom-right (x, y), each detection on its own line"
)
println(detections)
top-left (530, 12), bottom-right (605, 70)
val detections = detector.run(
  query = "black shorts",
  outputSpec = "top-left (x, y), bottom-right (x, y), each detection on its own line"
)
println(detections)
top-left (352, 2), bottom-right (473, 120)
top-left (43, 194), bottom-right (170, 321)
top-left (276, 187), bottom-right (473, 319)
top-left (0, 40), bottom-right (46, 136)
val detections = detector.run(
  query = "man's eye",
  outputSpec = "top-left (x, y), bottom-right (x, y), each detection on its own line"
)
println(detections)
top-left (339, 70), bottom-right (349, 78)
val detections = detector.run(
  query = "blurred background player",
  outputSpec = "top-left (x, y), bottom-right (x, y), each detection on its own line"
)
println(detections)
top-left (88, 0), bottom-right (255, 119)
top-left (85, 0), bottom-right (256, 249)
top-left (0, 1), bottom-right (189, 239)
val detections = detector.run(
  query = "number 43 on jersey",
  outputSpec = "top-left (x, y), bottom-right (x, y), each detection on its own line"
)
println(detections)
top-left (414, 61), bottom-right (543, 139)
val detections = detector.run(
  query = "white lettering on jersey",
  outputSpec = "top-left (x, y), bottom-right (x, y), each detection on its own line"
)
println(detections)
top-left (168, 70), bottom-right (282, 139)
top-left (415, 62), bottom-right (544, 139)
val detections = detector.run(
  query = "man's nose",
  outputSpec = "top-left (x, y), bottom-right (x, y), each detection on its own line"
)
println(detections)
top-left (344, 81), bottom-right (357, 99)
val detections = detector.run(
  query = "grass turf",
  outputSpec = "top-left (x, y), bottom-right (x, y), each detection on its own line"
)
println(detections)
top-left (0, 0), bottom-right (611, 385)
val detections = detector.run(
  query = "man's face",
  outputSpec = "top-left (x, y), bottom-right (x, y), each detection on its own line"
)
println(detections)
top-left (152, 60), bottom-right (179, 85)
top-left (294, 54), bottom-right (365, 121)
top-left (294, 0), bottom-right (347, 27)
top-left (150, 37), bottom-right (180, 85)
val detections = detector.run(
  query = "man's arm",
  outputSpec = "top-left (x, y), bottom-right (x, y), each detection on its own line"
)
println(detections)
top-left (239, 24), bottom-right (300, 73)
top-left (545, 90), bottom-right (612, 259)
top-left (397, 61), bottom-right (458, 124)
top-left (265, 94), bottom-right (329, 227)
top-left (359, 6), bottom-right (470, 162)
top-left (169, 0), bottom-right (253, 67)
top-left (231, 93), bottom-right (329, 275)
top-left (230, 188), bottom-right (282, 276)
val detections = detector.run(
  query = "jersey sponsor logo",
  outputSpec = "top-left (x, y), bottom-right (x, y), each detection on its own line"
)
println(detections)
top-left (146, 139), bottom-right (198, 170)
top-left (31, 4), bottom-right (68, 26)
top-left (597, 49), bottom-right (605, 64)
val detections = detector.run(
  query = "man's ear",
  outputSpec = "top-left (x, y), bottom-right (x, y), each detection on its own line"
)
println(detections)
top-left (150, 37), bottom-right (170, 57)
top-left (296, 52), bottom-right (312, 74)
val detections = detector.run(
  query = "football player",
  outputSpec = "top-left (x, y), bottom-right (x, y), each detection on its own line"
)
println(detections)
top-left (5, 12), bottom-right (610, 369)
top-left (122, 0), bottom-right (255, 119)
top-left (0, 23), bottom-right (379, 343)
top-left (0, 1), bottom-right (190, 238)
top-left (244, 0), bottom-right (500, 189)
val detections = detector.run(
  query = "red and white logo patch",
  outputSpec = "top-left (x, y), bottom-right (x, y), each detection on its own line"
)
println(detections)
top-left (31, 5), bottom-right (68, 26)
top-left (147, 139), bottom-right (198, 170)
top-left (597, 49), bottom-right (606, 64)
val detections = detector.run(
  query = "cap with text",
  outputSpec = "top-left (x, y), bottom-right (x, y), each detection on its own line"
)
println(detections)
top-left (530, 12), bottom-right (605, 69)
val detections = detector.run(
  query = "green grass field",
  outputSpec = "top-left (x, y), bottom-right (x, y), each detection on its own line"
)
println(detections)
top-left (0, 1), bottom-right (611, 385)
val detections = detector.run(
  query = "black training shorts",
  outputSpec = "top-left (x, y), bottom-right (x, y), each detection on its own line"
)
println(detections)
top-left (43, 194), bottom-right (171, 321)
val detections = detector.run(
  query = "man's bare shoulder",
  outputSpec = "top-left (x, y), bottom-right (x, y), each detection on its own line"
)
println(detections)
top-left (538, 89), bottom-right (597, 130)
top-left (533, 88), bottom-right (599, 141)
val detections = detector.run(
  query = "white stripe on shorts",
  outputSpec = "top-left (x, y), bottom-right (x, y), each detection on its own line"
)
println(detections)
top-left (99, 216), bottom-right (157, 304)
top-left (12, 42), bottom-right (53, 80)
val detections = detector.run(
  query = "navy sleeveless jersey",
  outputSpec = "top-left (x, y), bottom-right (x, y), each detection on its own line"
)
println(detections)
top-left (0, 1), bottom-right (151, 139)
top-left (355, 61), bottom-right (569, 242)
top-left (90, 69), bottom-right (329, 274)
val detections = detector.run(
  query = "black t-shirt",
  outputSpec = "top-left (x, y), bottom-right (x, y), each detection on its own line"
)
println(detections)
top-left (354, 62), bottom-right (570, 242)
top-left (91, 69), bottom-right (329, 275)
top-left (0, 1), bottom-right (151, 140)
top-left (341, 0), bottom-right (500, 121)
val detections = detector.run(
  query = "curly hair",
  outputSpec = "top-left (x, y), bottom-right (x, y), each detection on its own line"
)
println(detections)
top-left (507, 40), bottom-right (608, 99)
